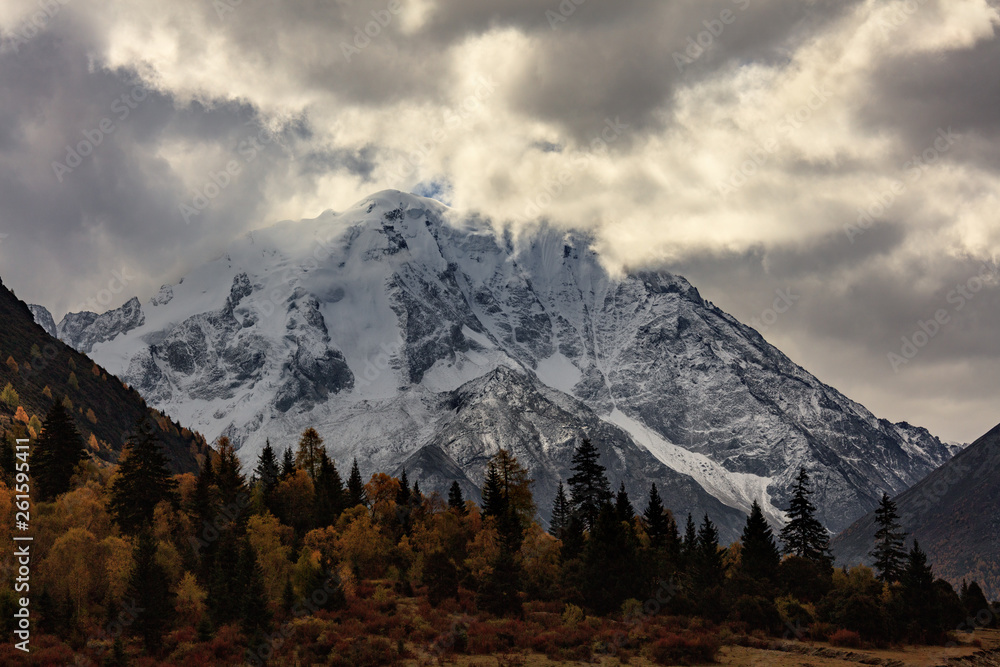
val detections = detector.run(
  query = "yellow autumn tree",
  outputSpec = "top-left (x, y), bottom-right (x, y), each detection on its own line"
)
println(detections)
top-left (175, 572), bottom-right (207, 626)
top-left (41, 528), bottom-right (102, 621)
top-left (336, 509), bottom-right (392, 579)
top-left (248, 513), bottom-right (293, 604)
top-left (102, 535), bottom-right (133, 606)
top-left (14, 406), bottom-right (29, 423)
top-left (365, 472), bottom-right (400, 525)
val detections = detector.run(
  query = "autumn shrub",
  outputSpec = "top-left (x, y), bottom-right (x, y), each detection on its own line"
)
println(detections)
top-left (828, 628), bottom-right (863, 648)
top-left (645, 631), bottom-right (721, 665)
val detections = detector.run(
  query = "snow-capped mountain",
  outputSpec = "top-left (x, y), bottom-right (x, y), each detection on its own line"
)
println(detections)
top-left (30, 190), bottom-right (960, 539)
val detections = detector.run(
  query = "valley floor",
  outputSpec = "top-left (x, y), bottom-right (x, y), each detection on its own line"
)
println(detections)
top-left (399, 629), bottom-right (1000, 666)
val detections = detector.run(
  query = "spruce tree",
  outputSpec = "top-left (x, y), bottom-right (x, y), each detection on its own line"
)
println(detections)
top-left (740, 500), bottom-right (780, 583)
top-left (346, 458), bottom-right (367, 507)
top-left (779, 468), bottom-right (832, 566)
top-left (481, 462), bottom-right (506, 519)
top-left (583, 503), bottom-right (641, 614)
top-left (314, 451), bottom-right (344, 527)
top-left (126, 532), bottom-right (175, 652)
top-left (280, 447), bottom-right (295, 479)
top-left (643, 484), bottom-right (668, 547)
top-left (870, 493), bottom-right (907, 583)
top-left (189, 455), bottom-right (216, 527)
top-left (550, 481), bottom-right (571, 537)
top-left (681, 513), bottom-right (698, 570)
top-left (238, 540), bottom-right (272, 637)
top-left (695, 514), bottom-right (725, 587)
top-left (566, 438), bottom-right (611, 531)
top-left (254, 439), bottom-right (280, 499)
top-left (447, 480), bottom-right (466, 514)
top-left (397, 468), bottom-right (411, 506)
top-left (214, 436), bottom-right (246, 506)
top-left (615, 481), bottom-right (635, 523)
top-left (108, 418), bottom-right (179, 533)
top-left (901, 539), bottom-right (942, 638)
top-left (30, 400), bottom-right (86, 500)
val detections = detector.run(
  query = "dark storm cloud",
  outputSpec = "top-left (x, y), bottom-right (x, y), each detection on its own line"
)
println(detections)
top-left (0, 0), bottom-right (997, 443)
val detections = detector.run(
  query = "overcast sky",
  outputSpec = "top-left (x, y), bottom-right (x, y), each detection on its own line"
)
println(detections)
top-left (1, 0), bottom-right (998, 443)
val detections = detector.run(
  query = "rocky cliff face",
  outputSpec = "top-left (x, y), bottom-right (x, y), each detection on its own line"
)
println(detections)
top-left (30, 190), bottom-right (959, 539)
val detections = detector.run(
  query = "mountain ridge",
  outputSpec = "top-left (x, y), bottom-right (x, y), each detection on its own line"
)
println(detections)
top-left (27, 190), bottom-right (959, 537)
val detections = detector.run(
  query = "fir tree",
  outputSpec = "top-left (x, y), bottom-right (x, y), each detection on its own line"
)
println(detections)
top-left (208, 533), bottom-right (242, 626)
top-left (643, 484), bottom-right (668, 546)
top-left (869, 493), bottom-right (907, 583)
top-left (681, 513), bottom-right (698, 570)
top-left (550, 481), bottom-right (571, 537)
top-left (447, 480), bottom-right (466, 514)
top-left (314, 451), bottom-right (344, 527)
top-left (254, 439), bottom-right (280, 499)
top-left (481, 462), bottom-right (507, 519)
top-left (189, 455), bottom-right (216, 527)
top-left (280, 447), bottom-right (295, 479)
top-left (566, 438), bottom-right (611, 531)
top-left (108, 417), bottom-right (179, 533)
top-left (779, 468), bottom-right (832, 566)
top-left (615, 481), bottom-right (635, 523)
top-left (238, 540), bottom-right (272, 637)
top-left (347, 458), bottom-right (367, 507)
top-left (30, 400), bottom-right (86, 501)
top-left (695, 514), bottom-right (725, 587)
top-left (583, 503), bottom-right (641, 614)
top-left (397, 468), bottom-right (411, 506)
top-left (214, 436), bottom-right (246, 506)
top-left (740, 500), bottom-right (780, 583)
top-left (126, 532), bottom-right (175, 652)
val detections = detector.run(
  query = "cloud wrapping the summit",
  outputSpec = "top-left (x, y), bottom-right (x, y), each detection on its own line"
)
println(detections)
top-left (0, 0), bottom-right (998, 441)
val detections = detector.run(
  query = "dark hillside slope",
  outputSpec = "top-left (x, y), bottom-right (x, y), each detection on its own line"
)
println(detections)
top-left (0, 275), bottom-right (207, 473)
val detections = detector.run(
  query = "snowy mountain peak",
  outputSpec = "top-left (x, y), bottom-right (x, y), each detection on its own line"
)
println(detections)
top-left (29, 191), bottom-right (958, 537)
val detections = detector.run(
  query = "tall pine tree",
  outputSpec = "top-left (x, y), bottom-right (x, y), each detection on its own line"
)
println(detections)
top-left (346, 458), bottom-right (367, 507)
top-left (615, 482), bottom-right (635, 523)
top-left (566, 438), bottom-right (611, 531)
top-left (30, 400), bottom-right (86, 501)
top-left (740, 500), bottom-right (780, 583)
top-left (869, 493), bottom-right (907, 583)
top-left (280, 447), bottom-right (295, 479)
top-left (779, 468), bottom-right (832, 566)
top-left (108, 417), bottom-right (179, 533)
top-left (448, 480), bottom-right (466, 514)
top-left (695, 514), bottom-right (725, 587)
top-left (314, 451), bottom-right (344, 527)
top-left (254, 439), bottom-right (280, 500)
top-left (550, 481), bottom-right (571, 538)
top-left (126, 532), bottom-right (175, 651)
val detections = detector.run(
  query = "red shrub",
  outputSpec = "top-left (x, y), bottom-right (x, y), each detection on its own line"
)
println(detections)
top-left (645, 631), bottom-right (721, 665)
top-left (828, 628), bottom-right (862, 649)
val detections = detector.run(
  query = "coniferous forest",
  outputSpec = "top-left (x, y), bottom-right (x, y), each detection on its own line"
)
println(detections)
top-left (1, 408), bottom-right (998, 665)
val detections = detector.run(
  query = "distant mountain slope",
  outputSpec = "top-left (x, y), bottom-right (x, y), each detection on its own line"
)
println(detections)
top-left (832, 422), bottom-right (1000, 599)
top-left (1, 276), bottom-right (207, 474)
top-left (29, 190), bottom-right (958, 534)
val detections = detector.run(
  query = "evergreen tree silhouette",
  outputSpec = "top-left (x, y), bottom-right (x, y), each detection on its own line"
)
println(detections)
top-left (108, 417), bottom-right (179, 533)
top-left (566, 438), bottom-right (611, 531)
top-left (347, 458), bottom-right (367, 507)
top-left (314, 450), bottom-right (344, 527)
top-left (126, 532), bottom-right (175, 652)
top-left (30, 400), bottom-right (86, 501)
top-left (447, 480), bottom-right (466, 514)
top-left (740, 500), bottom-right (780, 583)
top-left (779, 468), bottom-right (832, 566)
top-left (254, 439), bottom-right (280, 500)
top-left (615, 482), bottom-right (635, 523)
top-left (550, 481), bottom-right (571, 537)
top-left (870, 493), bottom-right (907, 583)
top-left (280, 446), bottom-right (295, 479)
